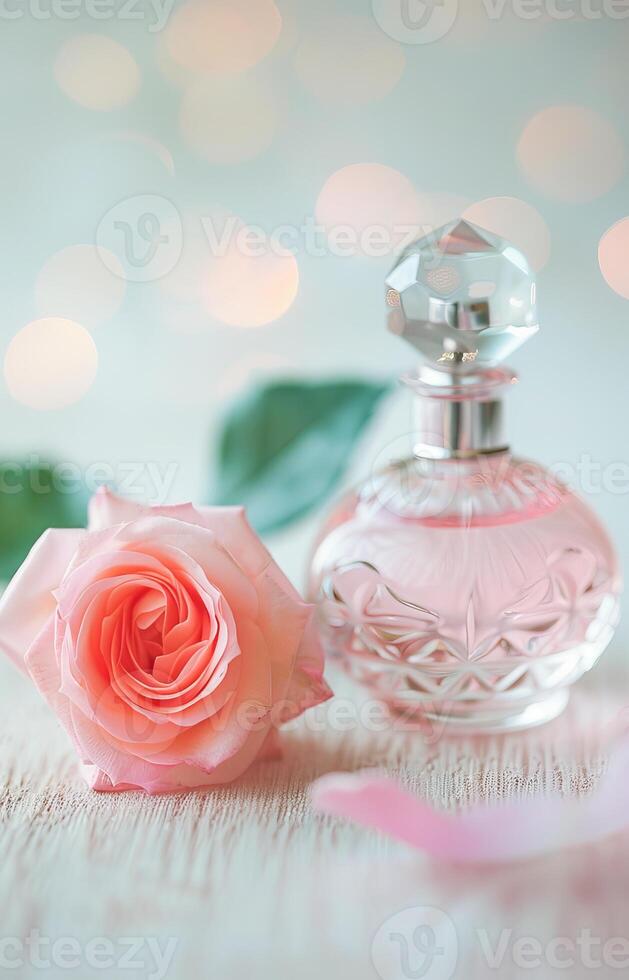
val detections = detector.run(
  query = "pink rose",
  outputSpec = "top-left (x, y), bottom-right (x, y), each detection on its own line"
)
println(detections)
top-left (0, 489), bottom-right (331, 793)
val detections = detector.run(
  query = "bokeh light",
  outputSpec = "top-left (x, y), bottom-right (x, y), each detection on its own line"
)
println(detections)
top-left (517, 106), bottom-right (625, 203)
top-left (202, 231), bottom-right (299, 328)
top-left (590, 42), bottom-right (628, 113)
top-left (272, 4), bottom-right (299, 55)
top-left (316, 163), bottom-right (421, 256)
top-left (444, 1), bottom-right (491, 43)
top-left (414, 192), bottom-right (471, 231)
top-left (463, 196), bottom-right (551, 271)
top-left (180, 77), bottom-right (277, 163)
top-left (54, 35), bottom-right (140, 111)
top-left (598, 218), bottom-right (629, 300)
top-left (4, 318), bottom-right (98, 410)
top-left (107, 132), bottom-right (176, 176)
top-left (165, 0), bottom-right (281, 75)
top-left (35, 245), bottom-right (126, 328)
top-left (155, 30), bottom-right (196, 90)
top-left (160, 299), bottom-right (213, 335)
top-left (293, 14), bottom-right (405, 106)
top-left (159, 207), bottom-right (237, 306)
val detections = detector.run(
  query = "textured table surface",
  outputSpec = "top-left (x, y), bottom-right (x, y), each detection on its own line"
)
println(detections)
top-left (2, 653), bottom-right (629, 980)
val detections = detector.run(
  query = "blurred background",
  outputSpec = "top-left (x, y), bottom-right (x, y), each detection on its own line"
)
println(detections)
top-left (2, 0), bottom-right (629, 646)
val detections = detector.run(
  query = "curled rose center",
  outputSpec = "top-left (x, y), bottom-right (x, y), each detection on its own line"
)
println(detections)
top-left (78, 565), bottom-right (241, 716)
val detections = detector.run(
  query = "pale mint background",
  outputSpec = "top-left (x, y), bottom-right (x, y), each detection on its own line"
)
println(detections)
top-left (1, 3), bottom-right (629, 647)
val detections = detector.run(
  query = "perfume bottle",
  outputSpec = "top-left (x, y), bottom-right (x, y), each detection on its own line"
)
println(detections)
top-left (310, 220), bottom-right (621, 733)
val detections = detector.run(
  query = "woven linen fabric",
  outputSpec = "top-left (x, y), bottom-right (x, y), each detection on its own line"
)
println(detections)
top-left (1, 654), bottom-right (628, 980)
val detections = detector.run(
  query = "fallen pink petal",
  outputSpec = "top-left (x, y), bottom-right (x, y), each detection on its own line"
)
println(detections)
top-left (312, 733), bottom-right (629, 863)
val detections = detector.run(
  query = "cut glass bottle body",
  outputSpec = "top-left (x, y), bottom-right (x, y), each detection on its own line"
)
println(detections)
top-left (310, 454), bottom-right (621, 732)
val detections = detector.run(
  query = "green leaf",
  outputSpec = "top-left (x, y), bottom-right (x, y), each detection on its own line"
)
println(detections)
top-left (0, 461), bottom-right (88, 580)
top-left (213, 379), bottom-right (390, 534)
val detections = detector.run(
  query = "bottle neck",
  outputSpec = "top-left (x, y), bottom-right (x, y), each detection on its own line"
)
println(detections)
top-left (404, 365), bottom-right (517, 460)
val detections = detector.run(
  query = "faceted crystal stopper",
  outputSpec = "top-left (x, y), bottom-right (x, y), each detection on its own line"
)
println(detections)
top-left (386, 219), bottom-right (539, 369)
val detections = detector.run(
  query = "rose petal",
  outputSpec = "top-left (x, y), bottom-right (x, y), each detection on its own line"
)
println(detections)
top-left (280, 613), bottom-right (332, 723)
top-left (0, 529), bottom-right (85, 670)
top-left (167, 616), bottom-right (273, 769)
top-left (252, 572), bottom-right (332, 722)
top-left (88, 486), bottom-right (201, 532)
top-left (80, 719), bottom-right (273, 794)
top-left (88, 488), bottom-right (298, 593)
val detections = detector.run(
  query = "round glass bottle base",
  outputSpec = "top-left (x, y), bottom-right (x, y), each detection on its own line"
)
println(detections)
top-left (386, 687), bottom-right (571, 735)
